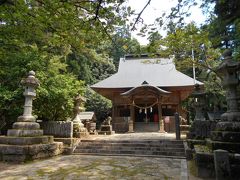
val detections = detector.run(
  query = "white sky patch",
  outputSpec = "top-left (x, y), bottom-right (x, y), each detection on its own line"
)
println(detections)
top-left (128, 0), bottom-right (206, 45)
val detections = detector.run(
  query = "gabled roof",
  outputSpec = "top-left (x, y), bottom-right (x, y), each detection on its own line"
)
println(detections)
top-left (91, 57), bottom-right (203, 89)
top-left (121, 83), bottom-right (171, 97)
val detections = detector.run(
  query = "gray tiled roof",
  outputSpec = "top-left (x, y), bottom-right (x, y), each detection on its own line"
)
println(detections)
top-left (91, 57), bottom-right (203, 88)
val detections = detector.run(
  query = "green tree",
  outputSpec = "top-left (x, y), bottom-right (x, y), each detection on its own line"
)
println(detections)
top-left (166, 0), bottom-right (240, 57)
top-left (67, 49), bottom-right (116, 84)
top-left (0, 45), bottom-right (85, 123)
top-left (85, 89), bottom-right (112, 125)
top-left (106, 26), bottom-right (142, 67)
top-left (145, 23), bottom-right (224, 120)
top-left (206, 0), bottom-right (240, 58)
top-left (146, 32), bottom-right (163, 54)
top-left (0, 0), bottom-right (133, 131)
top-left (149, 23), bottom-right (220, 76)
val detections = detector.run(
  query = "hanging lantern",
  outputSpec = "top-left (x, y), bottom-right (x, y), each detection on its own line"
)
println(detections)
top-left (150, 107), bottom-right (153, 113)
top-left (139, 108), bottom-right (142, 113)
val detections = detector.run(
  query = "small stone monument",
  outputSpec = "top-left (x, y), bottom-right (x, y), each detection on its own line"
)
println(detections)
top-left (214, 149), bottom-right (231, 180)
top-left (98, 116), bottom-right (115, 135)
top-left (210, 49), bottom-right (240, 152)
top-left (0, 71), bottom-right (63, 162)
top-left (72, 94), bottom-right (88, 138)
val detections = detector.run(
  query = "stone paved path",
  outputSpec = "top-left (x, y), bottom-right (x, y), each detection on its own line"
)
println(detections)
top-left (0, 155), bottom-right (188, 180)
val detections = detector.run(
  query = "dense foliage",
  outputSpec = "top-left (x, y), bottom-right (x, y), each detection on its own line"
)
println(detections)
top-left (0, 0), bottom-right (132, 130)
top-left (138, 0), bottom-right (240, 121)
top-left (85, 89), bottom-right (112, 125)
top-left (0, 0), bottom-right (239, 130)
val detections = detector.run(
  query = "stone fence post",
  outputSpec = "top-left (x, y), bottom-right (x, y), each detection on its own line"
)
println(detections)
top-left (175, 112), bottom-right (181, 140)
top-left (214, 149), bottom-right (231, 180)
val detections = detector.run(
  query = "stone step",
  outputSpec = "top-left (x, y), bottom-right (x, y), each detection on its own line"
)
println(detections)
top-left (75, 149), bottom-right (184, 155)
top-left (74, 149), bottom-right (185, 157)
top-left (73, 152), bottom-right (186, 159)
top-left (73, 139), bottom-right (185, 157)
top-left (76, 146), bottom-right (184, 152)
top-left (79, 141), bottom-right (184, 146)
top-left (81, 139), bottom-right (184, 144)
top-left (76, 144), bottom-right (184, 151)
top-left (77, 142), bottom-right (184, 148)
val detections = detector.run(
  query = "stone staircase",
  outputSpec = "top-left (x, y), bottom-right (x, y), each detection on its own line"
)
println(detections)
top-left (73, 139), bottom-right (186, 158)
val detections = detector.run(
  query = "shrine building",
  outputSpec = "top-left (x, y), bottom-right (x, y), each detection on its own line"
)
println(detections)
top-left (91, 55), bottom-right (203, 133)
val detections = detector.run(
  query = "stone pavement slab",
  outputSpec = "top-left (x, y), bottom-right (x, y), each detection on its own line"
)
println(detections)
top-left (0, 155), bottom-right (188, 180)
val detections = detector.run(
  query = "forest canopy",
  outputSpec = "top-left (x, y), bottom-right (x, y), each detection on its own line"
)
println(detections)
top-left (0, 0), bottom-right (239, 131)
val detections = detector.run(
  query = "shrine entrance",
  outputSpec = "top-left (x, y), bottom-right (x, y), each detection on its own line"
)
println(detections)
top-left (134, 104), bottom-right (159, 132)
top-left (121, 82), bottom-right (171, 133)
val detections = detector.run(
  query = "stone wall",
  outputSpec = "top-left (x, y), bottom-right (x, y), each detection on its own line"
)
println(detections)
top-left (40, 121), bottom-right (73, 138)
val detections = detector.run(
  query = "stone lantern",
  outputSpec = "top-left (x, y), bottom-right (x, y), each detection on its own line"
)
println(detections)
top-left (192, 84), bottom-right (206, 121)
top-left (211, 49), bottom-right (240, 152)
top-left (0, 71), bottom-right (63, 162)
top-left (18, 70), bottom-right (40, 122)
top-left (72, 94), bottom-right (88, 137)
top-left (187, 84), bottom-right (207, 139)
top-left (7, 71), bottom-right (43, 137)
top-left (216, 49), bottom-right (240, 121)
top-left (72, 94), bottom-right (86, 124)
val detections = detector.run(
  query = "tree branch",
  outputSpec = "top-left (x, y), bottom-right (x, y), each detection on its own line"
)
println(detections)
top-left (95, 17), bottom-right (127, 54)
top-left (131, 0), bottom-right (151, 31)
top-left (0, 0), bottom-right (14, 6)
top-left (93, 0), bottom-right (103, 21)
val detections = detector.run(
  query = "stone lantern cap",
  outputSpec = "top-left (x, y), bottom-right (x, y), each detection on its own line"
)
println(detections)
top-left (216, 49), bottom-right (240, 74)
top-left (192, 84), bottom-right (206, 97)
top-left (21, 71), bottom-right (40, 88)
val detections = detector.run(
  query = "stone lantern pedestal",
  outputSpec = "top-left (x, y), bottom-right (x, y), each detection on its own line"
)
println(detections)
top-left (0, 71), bottom-right (63, 162)
top-left (209, 50), bottom-right (240, 152)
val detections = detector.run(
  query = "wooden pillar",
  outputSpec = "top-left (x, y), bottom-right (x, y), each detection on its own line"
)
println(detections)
top-left (177, 91), bottom-right (181, 113)
top-left (111, 102), bottom-right (115, 127)
top-left (158, 97), bottom-right (165, 133)
top-left (128, 99), bottom-right (134, 133)
top-left (176, 91), bottom-right (181, 130)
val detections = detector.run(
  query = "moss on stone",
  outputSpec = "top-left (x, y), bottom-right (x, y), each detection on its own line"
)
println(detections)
top-left (36, 169), bottom-right (47, 176)
top-left (188, 160), bottom-right (197, 177)
top-left (194, 145), bottom-right (212, 153)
